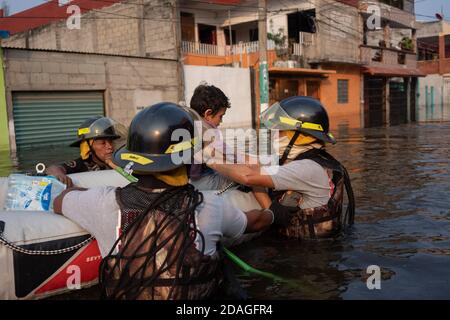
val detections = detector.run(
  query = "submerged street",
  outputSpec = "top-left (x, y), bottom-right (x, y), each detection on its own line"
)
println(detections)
top-left (235, 121), bottom-right (450, 299)
top-left (2, 121), bottom-right (450, 299)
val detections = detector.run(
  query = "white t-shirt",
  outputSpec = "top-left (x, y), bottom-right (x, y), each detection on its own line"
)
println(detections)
top-left (262, 159), bottom-right (332, 209)
top-left (61, 187), bottom-right (247, 257)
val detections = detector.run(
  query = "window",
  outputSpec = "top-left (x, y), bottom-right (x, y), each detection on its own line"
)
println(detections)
top-left (379, 0), bottom-right (404, 10)
top-left (224, 29), bottom-right (236, 46)
top-left (337, 80), bottom-right (349, 104)
top-left (287, 9), bottom-right (316, 43)
top-left (249, 28), bottom-right (258, 42)
top-left (181, 12), bottom-right (195, 42)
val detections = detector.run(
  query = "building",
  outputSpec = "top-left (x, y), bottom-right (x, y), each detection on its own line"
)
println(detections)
top-left (417, 20), bottom-right (450, 121)
top-left (0, 0), bottom-right (426, 152)
top-left (179, 0), bottom-right (423, 129)
top-left (0, 0), bottom-right (121, 35)
top-left (180, 0), bottom-right (362, 130)
top-left (359, 0), bottom-right (423, 127)
top-left (0, 0), bottom-right (181, 152)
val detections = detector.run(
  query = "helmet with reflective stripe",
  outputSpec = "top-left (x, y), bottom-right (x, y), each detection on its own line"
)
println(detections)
top-left (112, 102), bottom-right (197, 174)
top-left (70, 116), bottom-right (121, 147)
top-left (261, 96), bottom-right (336, 144)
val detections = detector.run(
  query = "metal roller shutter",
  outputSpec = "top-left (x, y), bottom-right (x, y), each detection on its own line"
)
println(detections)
top-left (12, 91), bottom-right (104, 149)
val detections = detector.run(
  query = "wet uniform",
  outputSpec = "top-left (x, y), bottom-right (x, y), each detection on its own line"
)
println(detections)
top-left (60, 186), bottom-right (247, 257)
top-left (60, 156), bottom-right (109, 174)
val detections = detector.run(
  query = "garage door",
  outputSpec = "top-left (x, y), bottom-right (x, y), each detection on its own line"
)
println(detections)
top-left (13, 91), bottom-right (104, 149)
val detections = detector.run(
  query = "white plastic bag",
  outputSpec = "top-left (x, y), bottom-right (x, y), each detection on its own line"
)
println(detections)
top-left (4, 174), bottom-right (66, 211)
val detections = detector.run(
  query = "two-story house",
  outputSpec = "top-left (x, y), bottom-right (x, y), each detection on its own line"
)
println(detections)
top-left (180, 0), bottom-right (363, 129)
top-left (417, 20), bottom-right (450, 121)
top-left (359, 0), bottom-right (423, 127)
top-left (180, 0), bottom-right (422, 129)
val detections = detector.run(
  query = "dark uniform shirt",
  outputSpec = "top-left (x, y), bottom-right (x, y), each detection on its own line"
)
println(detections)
top-left (61, 157), bottom-right (109, 174)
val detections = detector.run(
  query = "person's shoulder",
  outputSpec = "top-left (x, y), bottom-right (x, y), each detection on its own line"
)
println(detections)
top-left (61, 157), bottom-right (88, 173)
top-left (67, 186), bottom-right (117, 200)
top-left (62, 157), bottom-right (83, 167)
top-left (64, 186), bottom-right (119, 212)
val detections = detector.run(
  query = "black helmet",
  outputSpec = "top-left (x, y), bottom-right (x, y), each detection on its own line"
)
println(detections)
top-left (112, 102), bottom-right (197, 174)
top-left (260, 96), bottom-right (336, 144)
top-left (70, 116), bottom-right (121, 147)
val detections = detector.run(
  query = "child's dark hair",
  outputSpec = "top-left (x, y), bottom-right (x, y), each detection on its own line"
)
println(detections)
top-left (190, 84), bottom-right (231, 117)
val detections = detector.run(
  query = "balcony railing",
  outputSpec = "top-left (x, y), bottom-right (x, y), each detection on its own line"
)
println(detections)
top-left (360, 45), bottom-right (417, 69)
top-left (181, 41), bottom-right (219, 56)
top-left (292, 43), bottom-right (302, 56)
top-left (181, 40), bottom-right (276, 56)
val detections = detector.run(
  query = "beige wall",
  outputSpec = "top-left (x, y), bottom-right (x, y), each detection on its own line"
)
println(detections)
top-left (4, 48), bottom-right (179, 152)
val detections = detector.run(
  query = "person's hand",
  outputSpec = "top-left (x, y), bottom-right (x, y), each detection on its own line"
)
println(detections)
top-left (46, 166), bottom-right (73, 188)
top-left (269, 197), bottom-right (298, 228)
top-left (193, 142), bottom-right (218, 165)
top-left (53, 173), bottom-right (73, 188)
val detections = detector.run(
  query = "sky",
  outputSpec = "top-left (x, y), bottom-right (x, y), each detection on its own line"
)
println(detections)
top-left (2, 0), bottom-right (450, 20)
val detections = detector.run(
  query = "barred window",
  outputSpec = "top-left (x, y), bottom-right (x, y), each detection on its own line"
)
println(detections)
top-left (337, 79), bottom-right (349, 104)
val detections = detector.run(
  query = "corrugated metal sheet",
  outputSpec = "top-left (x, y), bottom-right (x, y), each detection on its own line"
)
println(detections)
top-left (13, 91), bottom-right (104, 149)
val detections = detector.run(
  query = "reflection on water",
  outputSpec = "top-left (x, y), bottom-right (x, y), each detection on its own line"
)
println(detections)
top-left (233, 122), bottom-right (450, 300)
top-left (0, 147), bottom-right (78, 176)
top-left (1, 122), bottom-right (450, 299)
top-left (417, 103), bottom-right (450, 122)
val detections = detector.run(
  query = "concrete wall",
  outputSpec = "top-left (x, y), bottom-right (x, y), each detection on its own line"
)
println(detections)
top-left (320, 64), bottom-right (362, 129)
top-left (4, 48), bottom-right (179, 152)
top-left (313, 0), bottom-right (361, 64)
top-left (417, 74), bottom-right (450, 122)
top-left (403, 0), bottom-right (415, 15)
top-left (417, 21), bottom-right (445, 38)
top-left (3, 0), bottom-right (178, 60)
top-left (183, 65), bottom-right (253, 128)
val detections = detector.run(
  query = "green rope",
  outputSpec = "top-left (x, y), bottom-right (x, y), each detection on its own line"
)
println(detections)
top-left (223, 247), bottom-right (287, 283)
top-left (114, 167), bottom-right (138, 183)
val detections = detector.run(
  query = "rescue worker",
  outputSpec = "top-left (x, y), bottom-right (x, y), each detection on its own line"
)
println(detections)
top-left (45, 116), bottom-right (123, 187)
top-left (53, 102), bottom-right (274, 300)
top-left (206, 96), bottom-right (355, 239)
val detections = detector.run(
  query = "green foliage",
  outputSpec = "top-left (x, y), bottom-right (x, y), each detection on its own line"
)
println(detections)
top-left (267, 28), bottom-right (287, 48)
top-left (400, 37), bottom-right (413, 51)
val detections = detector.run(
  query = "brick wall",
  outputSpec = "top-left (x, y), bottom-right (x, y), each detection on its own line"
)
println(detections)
top-left (2, 0), bottom-right (178, 60)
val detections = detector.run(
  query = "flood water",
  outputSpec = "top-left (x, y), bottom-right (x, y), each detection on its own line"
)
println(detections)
top-left (1, 122), bottom-right (450, 299)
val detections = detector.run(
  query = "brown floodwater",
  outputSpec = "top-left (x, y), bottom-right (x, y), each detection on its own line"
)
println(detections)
top-left (1, 121), bottom-right (450, 299)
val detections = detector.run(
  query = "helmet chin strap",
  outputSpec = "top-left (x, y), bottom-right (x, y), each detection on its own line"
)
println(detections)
top-left (279, 130), bottom-right (301, 166)
top-left (86, 139), bottom-right (108, 168)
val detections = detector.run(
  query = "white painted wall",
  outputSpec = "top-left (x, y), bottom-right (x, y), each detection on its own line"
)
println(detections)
top-left (183, 65), bottom-right (253, 128)
top-left (417, 75), bottom-right (450, 121)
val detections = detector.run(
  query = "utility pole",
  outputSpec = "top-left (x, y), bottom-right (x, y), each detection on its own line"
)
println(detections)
top-left (258, 0), bottom-right (269, 116)
top-left (228, 9), bottom-right (233, 65)
top-left (228, 9), bottom-right (233, 48)
top-left (173, 0), bottom-right (185, 104)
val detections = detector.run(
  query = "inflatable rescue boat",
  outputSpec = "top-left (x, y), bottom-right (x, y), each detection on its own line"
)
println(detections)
top-left (0, 170), bottom-right (261, 300)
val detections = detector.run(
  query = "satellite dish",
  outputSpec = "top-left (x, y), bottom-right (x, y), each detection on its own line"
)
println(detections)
top-left (436, 13), bottom-right (444, 21)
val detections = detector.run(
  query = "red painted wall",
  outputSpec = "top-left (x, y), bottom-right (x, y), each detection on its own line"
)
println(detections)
top-left (0, 0), bottom-right (121, 35)
top-left (336, 0), bottom-right (359, 7)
